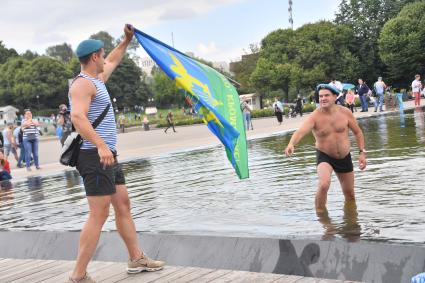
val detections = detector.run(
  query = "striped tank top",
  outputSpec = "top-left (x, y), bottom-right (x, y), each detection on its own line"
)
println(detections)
top-left (69, 73), bottom-right (117, 151)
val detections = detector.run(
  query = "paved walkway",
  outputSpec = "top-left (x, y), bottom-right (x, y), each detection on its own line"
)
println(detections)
top-left (10, 99), bottom-right (420, 179)
top-left (0, 258), bottom-right (361, 282)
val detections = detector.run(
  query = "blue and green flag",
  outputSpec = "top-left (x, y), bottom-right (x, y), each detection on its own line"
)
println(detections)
top-left (134, 28), bottom-right (249, 179)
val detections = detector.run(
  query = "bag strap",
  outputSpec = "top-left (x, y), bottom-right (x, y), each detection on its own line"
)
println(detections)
top-left (92, 103), bottom-right (111, 129)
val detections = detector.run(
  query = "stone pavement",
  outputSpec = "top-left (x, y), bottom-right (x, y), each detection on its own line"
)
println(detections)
top-left (10, 99), bottom-right (420, 179)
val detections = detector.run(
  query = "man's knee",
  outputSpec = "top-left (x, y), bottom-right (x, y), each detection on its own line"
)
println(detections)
top-left (88, 204), bottom-right (110, 222)
top-left (114, 197), bottom-right (131, 216)
top-left (317, 180), bottom-right (331, 193)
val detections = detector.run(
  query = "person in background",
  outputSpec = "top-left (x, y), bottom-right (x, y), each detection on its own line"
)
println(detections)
top-left (345, 89), bottom-right (355, 113)
top-left (0, 149), bottom-right (12, 181)
top-left (164, 111), bottom-right (177, 133)
top-left (356, 78), bottom-right (370, 112)
top-left (329, 78), bottom-right (344, 105)
top-left (142, 116), bottom-right (150, 131)
top-left (2, 123), bottom-right (19, 163)
top-left (13, 122), bottom-right (25, 168)
top-left (412, 74), bottom-right (422, 107)
top-left (240, 99), bottom-right (253, 130)
top-left (295, 95), bottom-right (304, 117)
top-left (57, 104), bottom-right (72, 146)
top-left (118, 113), bottom-right (126, 133)
top-left (21, 110), bottom-right (41, 171)
top-left (273, 97), bottom-right (284, 125)
top-left (373, 76), bottom-right (387, 112)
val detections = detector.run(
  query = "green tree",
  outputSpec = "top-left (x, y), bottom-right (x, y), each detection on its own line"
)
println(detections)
top-left (231, 44), bottom-right (260, 93)
top-left (0, 41), bottom-right (18, 64)
top-left (107, 57), bottom-right (151, 109)
top-left (46, 43), bottom-right (74, 62)
top-left (252, 21), bottom-right (359, 102)
top-left (21, 50), bottom-right (39, 60)
top-left (90, 31), bottom-right (115, 54)
top-left (151, 67), bottom-right (181, 108)
top-left (335, 0), bottom-right (417, 83)
top-left (0, 56), bottom-right (72, 109)
top-left (379, 1), bottom-right (425, 84)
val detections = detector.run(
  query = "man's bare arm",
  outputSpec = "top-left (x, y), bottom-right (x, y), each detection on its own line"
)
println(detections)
top-left (285, 113), bottom-right (315, 156)
top-left (100, 25), bottom-right (134, 83)
top-left (69, 79), bottom-right (114, 166)
top-left (347, 110), bottom-right (367, 170)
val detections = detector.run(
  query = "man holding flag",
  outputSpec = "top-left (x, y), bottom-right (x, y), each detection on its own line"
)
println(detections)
top-left (67, 24), bottom-right (164, 283)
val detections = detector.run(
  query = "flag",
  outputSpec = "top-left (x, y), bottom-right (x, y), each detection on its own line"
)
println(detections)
top-left (134, 28), bottom-right (249, 179)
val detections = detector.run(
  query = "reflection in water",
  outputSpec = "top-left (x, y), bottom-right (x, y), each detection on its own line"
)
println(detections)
top-left (0, 110), bottom-right (424, 245)
top-left (27, 176), bottom-right (44, 202)
top-left (0, 182), bottom-right (14, 209)
top-left (414, 107), bottom-right (425, 142)
top-left (317, 200), bottom-right (361, 242)
top-left (400, 111), bottom-right (405, 128)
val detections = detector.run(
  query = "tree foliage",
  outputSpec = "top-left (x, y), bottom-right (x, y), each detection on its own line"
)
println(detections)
top-left (379, 1), bottom-right (425, 84)
top-left (107, 57), bottom-right (151, 108)
top-left (151, 66), bottom-right (182, 108)
top-left (335, 0), bottom-right (417, 83)
top-left (0, 56), bottom-right (72, 109)
top-left (0, 41), bottom-right (18, 64)
top-left (46, 43), bottom-right (74, 62)
top-left (251, 21), bottom-right (358, 102)
top-left (231, 44), bottom-right (260, 93)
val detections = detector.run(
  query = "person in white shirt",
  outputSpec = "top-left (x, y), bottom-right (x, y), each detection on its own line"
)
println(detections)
top-left (411, 74), bottom-right (422, 107)
top-left (373, 76), bottom-right (387, 112)
top-left (329, 78), bottom-right (344, 105)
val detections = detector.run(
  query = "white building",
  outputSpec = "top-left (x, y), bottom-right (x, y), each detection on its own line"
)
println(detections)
top-left (0, 106), bottom-right (19, 125)
top-left (212, 61), bottom-right (229, 73)
top-left (239, 93), bottom-right (261, 110)
top-left (135, 56), bottom-right (157, 77)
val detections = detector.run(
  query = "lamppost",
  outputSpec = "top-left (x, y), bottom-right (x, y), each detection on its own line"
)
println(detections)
top-left (36, 95), bottom-right (40, 111)
top-left (113, 97), bottom-right (118, 113)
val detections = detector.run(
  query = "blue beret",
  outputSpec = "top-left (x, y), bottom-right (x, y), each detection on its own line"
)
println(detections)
top-left (316, 84), bottom-right (340, 96)
top-left (75, 39), bottom-right (104, 58)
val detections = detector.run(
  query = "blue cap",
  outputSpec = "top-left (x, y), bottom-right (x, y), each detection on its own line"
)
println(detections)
top-left (316, 84), bottom-right (340, 96)
top-left (75, 39), bottom-right (104, 58)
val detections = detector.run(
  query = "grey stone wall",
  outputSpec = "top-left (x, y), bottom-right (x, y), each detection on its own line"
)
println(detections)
top-left (0, 231), bottom-right (423, 283)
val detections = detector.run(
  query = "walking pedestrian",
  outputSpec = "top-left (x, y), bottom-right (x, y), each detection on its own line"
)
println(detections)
top-left (67, 24), bottom-right (164, 283)
top-left (356, 78), bottom-right (370, 112)
top-left (164, 111), bottom-right (177, 133)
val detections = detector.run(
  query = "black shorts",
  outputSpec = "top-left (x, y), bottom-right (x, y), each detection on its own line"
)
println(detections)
top-left (316, 149), bottom-right (353, 173)
top-left (76, 149), bottom-right (126, 196)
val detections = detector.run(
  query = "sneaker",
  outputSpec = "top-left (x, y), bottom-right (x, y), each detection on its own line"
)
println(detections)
top-left (127, 254), bottom-right (165, 273)
top-left (66, 273), bottom-right (96, 283)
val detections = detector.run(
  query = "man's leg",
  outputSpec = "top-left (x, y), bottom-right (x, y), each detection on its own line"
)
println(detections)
top-left (335, 171), bottom-right (355, 202)
top-left (111, 184), bottom-right (142, 261)
top-left (316, 162), bottom-right (333, 213)
top-left (71, 196), bottom-right (111, 280)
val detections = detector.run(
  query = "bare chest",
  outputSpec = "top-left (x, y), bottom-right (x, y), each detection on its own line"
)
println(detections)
top-left (314, 114), bottom-right (348, 138)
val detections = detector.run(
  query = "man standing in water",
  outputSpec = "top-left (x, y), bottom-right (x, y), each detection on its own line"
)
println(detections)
top-left (284, 84), bottom-right (367, 213)
top-left (68, 24), bottom-right (164, 283)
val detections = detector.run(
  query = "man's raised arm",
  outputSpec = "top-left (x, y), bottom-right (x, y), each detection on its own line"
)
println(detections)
top-left (100, 24), bottom-right (134, 83)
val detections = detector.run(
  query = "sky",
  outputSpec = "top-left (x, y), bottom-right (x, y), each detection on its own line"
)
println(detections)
top-left (0, 0), bottom-right (341, 63)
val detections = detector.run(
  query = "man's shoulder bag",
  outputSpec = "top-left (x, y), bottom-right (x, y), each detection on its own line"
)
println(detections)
top-left (60, 103), bottom-right (111, 167)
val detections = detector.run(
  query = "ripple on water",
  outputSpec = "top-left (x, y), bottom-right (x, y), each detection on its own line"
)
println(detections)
top-left (0, 110), bottom-right (424, 245)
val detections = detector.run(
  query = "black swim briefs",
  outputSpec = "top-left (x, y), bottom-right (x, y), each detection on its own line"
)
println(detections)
top-left (316, 149), bottom-right (353, 173)
top-left (76, 149), bottom-right (126, 196)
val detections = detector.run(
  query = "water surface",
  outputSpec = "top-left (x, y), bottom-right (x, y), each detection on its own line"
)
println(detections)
top-left (1, 108), bottom-right (424, 245)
